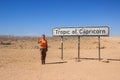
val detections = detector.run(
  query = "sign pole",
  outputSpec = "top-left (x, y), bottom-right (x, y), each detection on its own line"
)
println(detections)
top-left (98, 36), bottom-right (101, 61)
top-left (78, 36), bottom-right (80, 61)
top-left (61, 36), bottom-right (63, 60)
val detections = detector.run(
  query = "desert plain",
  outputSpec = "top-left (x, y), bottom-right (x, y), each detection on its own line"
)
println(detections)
top-left (0, 36), bottom-right (120, 80)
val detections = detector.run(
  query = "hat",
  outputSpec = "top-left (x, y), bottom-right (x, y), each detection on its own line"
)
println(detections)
top-left (42, 34), bottom-right (45, 37)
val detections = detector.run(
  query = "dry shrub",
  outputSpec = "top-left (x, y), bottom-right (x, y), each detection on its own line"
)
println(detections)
top-left (0, 41), bottom-right (11, 45)
top-left (93, 41), bottom-right (98, 44)
top-left (100, 46), bottom-right (106, 49)
top-left (34, 46), bottom-right (39, 49)
top-left (96, 46), bottom-right (106, 49)
top-left (58, 47), bottom-right (61, 49)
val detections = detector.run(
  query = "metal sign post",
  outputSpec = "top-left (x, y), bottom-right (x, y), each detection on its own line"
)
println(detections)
top-left (98, 36), bottom-right (101, 61)
top-left (61, 36), bottom-right (63, 60)
top-left (78, 36), bottom-right (80, 61)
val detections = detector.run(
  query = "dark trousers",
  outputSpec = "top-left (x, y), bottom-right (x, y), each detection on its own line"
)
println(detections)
top-left (40, 48), bottom-right (47, 61)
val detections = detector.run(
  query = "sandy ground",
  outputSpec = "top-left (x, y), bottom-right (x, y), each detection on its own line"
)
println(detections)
top-left (0, 37), bottom-right (120, 80)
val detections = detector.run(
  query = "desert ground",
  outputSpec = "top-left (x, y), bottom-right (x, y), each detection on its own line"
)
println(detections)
top-left (0, 36), bottom-right (120, 80)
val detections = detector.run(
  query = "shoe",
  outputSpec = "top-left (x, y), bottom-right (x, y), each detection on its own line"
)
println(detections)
top-left (43, 60), bottom-right (45, 64)
top-left (41, 61), bottom-right (45, 65)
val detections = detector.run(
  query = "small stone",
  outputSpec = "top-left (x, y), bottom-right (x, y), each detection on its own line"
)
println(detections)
top-left (102, 59), bottom-right (109, 63)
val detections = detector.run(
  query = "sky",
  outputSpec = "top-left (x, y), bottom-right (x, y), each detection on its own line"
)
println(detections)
top-left (0, 0), bottom-right (120, 36)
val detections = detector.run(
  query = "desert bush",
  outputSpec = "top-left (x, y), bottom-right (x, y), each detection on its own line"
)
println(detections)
top-left (96, 46), bottom-right (106, 49)
top-left (0, 41), bottom-right (11, 45)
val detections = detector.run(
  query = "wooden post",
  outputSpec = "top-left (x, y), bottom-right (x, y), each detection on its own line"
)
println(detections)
top-left (78, 36), bottom-right (80, 61)
top-left (98, 36), bottom-right (101, 61)
top-left (61, 36), bottom-right (63, 60)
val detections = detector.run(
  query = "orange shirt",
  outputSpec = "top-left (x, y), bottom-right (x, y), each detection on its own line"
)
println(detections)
top-left (38, 39), bottom-right (47, 49)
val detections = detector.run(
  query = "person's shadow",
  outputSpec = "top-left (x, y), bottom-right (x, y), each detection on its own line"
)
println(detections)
top-left (46, 61), bottom-right (67, 65)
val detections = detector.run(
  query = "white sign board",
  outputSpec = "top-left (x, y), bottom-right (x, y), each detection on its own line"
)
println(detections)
top-left (52, 26), bottom-right (109, 36)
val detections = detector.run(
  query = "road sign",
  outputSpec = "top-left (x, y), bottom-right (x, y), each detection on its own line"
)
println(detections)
top-left (52, 26), bottom-right (109, 61)
top-left (52, 26), bottom-right (109, 36)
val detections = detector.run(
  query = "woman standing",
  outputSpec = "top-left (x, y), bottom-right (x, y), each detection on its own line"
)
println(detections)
top-left (38, 34), bottom-right (48, 64)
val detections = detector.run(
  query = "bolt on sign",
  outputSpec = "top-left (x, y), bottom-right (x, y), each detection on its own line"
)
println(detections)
top-left (52, 26), bottom-right (109, 36)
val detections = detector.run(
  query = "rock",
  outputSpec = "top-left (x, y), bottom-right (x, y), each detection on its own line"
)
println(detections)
top-left (102, 59), bottom-right (110, 63)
